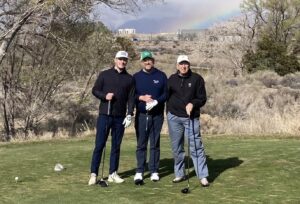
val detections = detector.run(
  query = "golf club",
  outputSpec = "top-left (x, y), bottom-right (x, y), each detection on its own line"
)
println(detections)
top-left (98, 100), bottom-right (111, 188)
top-left (98, 145), bottom-right (108, 188)
top-left (134, 178), bottom-right (145, 186)
top-left (181, 117), bottom-right (191, 194)
top-left (145, 111), bottom-right (149, 132)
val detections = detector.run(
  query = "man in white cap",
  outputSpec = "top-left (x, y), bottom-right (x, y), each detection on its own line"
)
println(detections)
top-left (88, 50), bottom-right (135, 185)
top-left (166, 55), bottom-right (209, 187)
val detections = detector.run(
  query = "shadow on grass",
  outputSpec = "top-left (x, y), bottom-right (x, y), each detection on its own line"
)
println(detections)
top-left (120, 156), bottom-right (243, 183)
top-left (163, 156), bottom-right (243, 183)
top-left (119, 158), bottom-right (174, 179)
top-left (119, 168), bottom-right (136, 179)
top-left (190, 155), bottom-right (243, 183)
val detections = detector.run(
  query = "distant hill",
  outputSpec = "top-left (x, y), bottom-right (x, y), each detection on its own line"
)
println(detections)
top-left (116, 12), bottom-right (242, 34)
top-left (118, 17), bottom-right (176, 34)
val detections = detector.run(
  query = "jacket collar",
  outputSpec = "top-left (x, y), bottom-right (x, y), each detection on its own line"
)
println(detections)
top-left (112, 66), bottom-right (127, 74)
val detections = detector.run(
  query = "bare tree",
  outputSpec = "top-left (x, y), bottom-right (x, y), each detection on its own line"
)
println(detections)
top-left (57, 22), bottom-right (121, 136)
top-left (241, 0), bottom-right (300, 47)
top-left (0, 0), bottom-right (45, 64)
top-left (240, 0), bottom-right (300, 75)
top-left (0, 0), bottom-right (163, 64)
top-left (0, 0), bottom-right (163, 141)
top-left (207, 17), bottom-right (253, 76)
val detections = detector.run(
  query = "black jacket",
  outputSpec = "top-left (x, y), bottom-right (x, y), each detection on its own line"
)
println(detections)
top-left (92, 67), bottom-right (135, 117)
top-left (167, 69), bottom-right (206, 118)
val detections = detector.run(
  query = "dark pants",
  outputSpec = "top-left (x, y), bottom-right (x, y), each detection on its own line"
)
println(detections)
top-left (135, 113), bottom-right (164, 174)
top-left (90, 114), bottom-right (125, 175)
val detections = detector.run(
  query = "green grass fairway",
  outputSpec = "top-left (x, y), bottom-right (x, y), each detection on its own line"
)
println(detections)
top-left (1, 135), bottom-right (300, 204)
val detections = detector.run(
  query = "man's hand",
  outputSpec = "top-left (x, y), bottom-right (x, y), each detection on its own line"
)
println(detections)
top-left (106, 93), bottom-right (114, 101)
top-left (139, 94), bottom-right (153, 103)
top-left (185, 103), bottom-right (193, 116)
top-left (146, 100), bottom-right (158, 111)
top-left (122, 115), bottom-right (132, 128)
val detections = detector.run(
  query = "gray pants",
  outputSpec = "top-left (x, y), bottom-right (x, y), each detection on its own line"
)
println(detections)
top-left (167, 112), bottom-right (209, 179)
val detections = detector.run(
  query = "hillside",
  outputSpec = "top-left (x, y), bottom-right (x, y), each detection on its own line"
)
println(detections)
top-left (1, 17), bottom-right (299, 141)
top-left (124, 26), bottom-right (300, 136)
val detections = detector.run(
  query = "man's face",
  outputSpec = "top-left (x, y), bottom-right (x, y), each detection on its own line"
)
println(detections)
top-left (177, 61), bottom-right (190, 75)
top-left (141, 58), bottom-right (154, 71)
top-left (115, 57), bottom-right (128, 69)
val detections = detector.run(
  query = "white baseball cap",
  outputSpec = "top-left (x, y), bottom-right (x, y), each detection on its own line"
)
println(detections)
top-left (115, 51), bottom-right (128, 59)
top-left (177, 55), bottom-right (190, 64)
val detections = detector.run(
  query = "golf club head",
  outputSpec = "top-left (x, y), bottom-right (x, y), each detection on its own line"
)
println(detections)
top-left (134, 179), bottom-right (145, 186)
top-left (181, 187), bottom-right (190, 194)
top-left (97, 179), bottom-right (108, 187)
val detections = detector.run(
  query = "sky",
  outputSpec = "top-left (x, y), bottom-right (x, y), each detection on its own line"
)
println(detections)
top-left (92, 0), bottom-right (244, 33)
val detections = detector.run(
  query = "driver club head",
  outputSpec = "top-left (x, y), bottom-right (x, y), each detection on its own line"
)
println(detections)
top-left (134, 179), bottom-right (145, 186)
top-left (181, 187), bottom-right (190, 194)
top-left (97, 179), bottom-right (108, 187)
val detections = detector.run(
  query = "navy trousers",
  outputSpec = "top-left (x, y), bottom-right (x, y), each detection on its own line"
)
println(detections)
top-left (135, 113), bottom-right (164, 174)
top-left (90, 114), bottom-right (125, 175)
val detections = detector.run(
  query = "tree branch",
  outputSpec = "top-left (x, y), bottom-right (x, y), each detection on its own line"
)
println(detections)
top-left (0, 0), bottom-right (45, 64)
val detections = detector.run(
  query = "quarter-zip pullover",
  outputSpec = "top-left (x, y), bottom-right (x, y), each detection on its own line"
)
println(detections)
top-left (133, 67), bottom-right (167, 115)
top-left (167, 69), bottom-right (206, 118)
top-left (92, 67), bottom-right (134, 116)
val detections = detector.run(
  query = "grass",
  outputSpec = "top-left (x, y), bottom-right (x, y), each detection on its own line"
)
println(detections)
top-left (0, 135), bottom-right (300, 204)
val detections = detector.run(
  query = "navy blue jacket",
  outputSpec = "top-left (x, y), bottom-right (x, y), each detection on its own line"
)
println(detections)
top-left (92, 67), bottom-right (135, 117)
top-left (133, 68), bottom-right (167, 115)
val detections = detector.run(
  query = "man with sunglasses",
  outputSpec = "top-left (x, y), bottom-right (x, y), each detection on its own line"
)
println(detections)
top-left (167, 55), bottom-right (209, 187)
top-left (88, 51), bottom-right (135, 185)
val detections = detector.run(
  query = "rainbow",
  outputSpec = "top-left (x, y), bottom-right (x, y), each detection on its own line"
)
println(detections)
top-left (163, 0), bottom-right (243, 32)
top-left (97, 0), bottom-right (243, 33)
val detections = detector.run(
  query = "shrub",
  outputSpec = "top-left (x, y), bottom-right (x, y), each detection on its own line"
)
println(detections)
top-left (280, 73), bottom-right (300, 89)
top-left (253, 71), bottom-right (280, 88)
top-left (242, 36), bottom-right (300, 76)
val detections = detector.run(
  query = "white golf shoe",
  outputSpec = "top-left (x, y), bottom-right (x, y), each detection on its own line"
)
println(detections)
top-left (88, 173), bottom-right (97, 185)
top-left (150, 173), bottom-right (159, 182)
top-left (200, 177), bottom-right (209, 187)
top-left (134, 172), bottom-right (143, 181)
top-left (134, 172), bottom-right (144, 185)
top-left (172, 176), bottom-right (185, 183)
top-left (108, 172), bottom-right (124, 183)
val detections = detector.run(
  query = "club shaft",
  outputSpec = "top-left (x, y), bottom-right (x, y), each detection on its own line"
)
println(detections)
top-left (101, 146), bottom-right (106, 179)
top-left (101, 101), bottom-right (111, 180)
top-left (145, 112), bottom-right (149, 132)
top-left (187, 118), bottom-right (190, 188)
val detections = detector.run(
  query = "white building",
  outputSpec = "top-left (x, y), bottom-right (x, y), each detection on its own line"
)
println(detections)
top-left (118, 28), bottom-right (136, 35)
